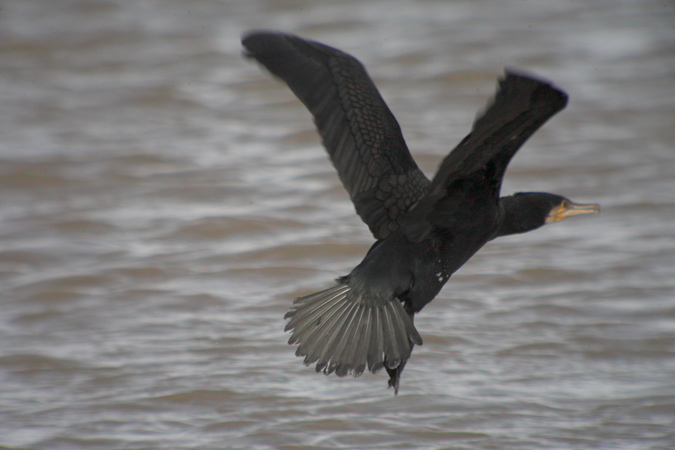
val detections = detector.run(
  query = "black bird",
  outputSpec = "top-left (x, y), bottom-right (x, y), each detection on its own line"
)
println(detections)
top-left (242, 31), bottom-right (600, 393)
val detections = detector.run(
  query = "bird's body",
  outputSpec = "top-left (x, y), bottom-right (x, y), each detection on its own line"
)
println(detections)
top-left (242, 31), bottom-right (600, 393)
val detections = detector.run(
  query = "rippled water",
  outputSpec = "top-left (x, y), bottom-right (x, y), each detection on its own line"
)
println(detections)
top-left (1, 0), bottom-right (674, 449)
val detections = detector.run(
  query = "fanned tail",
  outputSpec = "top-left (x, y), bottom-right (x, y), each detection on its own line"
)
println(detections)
top-left (284, 282), bottom-right (422, 382)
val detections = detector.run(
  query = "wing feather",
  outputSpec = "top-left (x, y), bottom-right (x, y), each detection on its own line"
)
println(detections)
top-left (243, 31), bottom-right (430, 239)
top-left (401, 71), bottom-right (568, 240)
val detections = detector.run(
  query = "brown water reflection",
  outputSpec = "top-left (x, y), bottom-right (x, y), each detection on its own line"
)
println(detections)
top-left (1, 0), bottom-right (674, 449)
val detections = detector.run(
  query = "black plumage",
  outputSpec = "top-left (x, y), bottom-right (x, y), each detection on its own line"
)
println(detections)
top-left (242, 31), bottom-right (600, 393)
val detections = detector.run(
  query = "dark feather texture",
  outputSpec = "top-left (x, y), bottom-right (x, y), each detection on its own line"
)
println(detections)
top-left (243, 31), bottom-right (430, 239)
top-left (243, 31), bottom-right (598, 393)
top-left (285, 283), bottom-right (422, 377)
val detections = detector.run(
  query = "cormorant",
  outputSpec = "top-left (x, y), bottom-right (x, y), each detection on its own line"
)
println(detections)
top-left (242, 31), bottom-right (600, 393)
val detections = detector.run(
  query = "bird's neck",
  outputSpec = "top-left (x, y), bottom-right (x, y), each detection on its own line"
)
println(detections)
top-left (493, 194), bottom-right (546, 239)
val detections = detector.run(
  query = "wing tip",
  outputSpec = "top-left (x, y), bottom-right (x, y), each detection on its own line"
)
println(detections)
top-left (241, 29), bottom-right (284, 47)
top-left (241, 31), bottom-right (279, 60)
top-left (501, 67), bottom-right (568, 111)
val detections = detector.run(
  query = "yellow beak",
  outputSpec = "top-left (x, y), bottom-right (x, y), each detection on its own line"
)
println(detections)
top-left (545, 201), bottom-right (601, 224)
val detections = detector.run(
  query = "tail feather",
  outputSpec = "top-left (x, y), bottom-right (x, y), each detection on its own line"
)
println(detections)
top-left (332, 304), bottom-right (369, 376)
top-left (296, 290), bottom-right (356, 369)
top-left (338, 305), bottom-right (369, 376)
top-left (284, 282), bottom-right (422, 378)
top-left (368, 306), bottom-right (385, 372)
top-left (381, 304), bottom-right (401, 367)
top-left (287, 286), bottom-right (349, 352)
top-left (285, 285), bottom-right (349, 338)
top-left (318, 298), bottom-right (360, 375)
top-left (389, 301), bottom-right (417, 364)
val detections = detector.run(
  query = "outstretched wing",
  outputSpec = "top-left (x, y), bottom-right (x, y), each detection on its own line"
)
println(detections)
top-left (242, 31), bottom-right (430, 239)
top-left (402, 71), bottom-right (568, 239)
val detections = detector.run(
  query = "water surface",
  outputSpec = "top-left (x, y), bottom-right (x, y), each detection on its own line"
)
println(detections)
top-left (1, 0), bottom-right (674, 449)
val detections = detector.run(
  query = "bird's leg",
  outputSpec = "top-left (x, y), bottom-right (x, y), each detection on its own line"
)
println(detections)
top-left (386, 358), bottom-right (409, 395)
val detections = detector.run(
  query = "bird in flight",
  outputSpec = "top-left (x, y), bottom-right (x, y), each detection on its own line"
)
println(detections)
top-left (242, 31), bottom-right (600, 394)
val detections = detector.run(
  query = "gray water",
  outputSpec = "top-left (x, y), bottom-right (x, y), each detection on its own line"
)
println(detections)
top-left (1, 0), bottom-right (674, 449)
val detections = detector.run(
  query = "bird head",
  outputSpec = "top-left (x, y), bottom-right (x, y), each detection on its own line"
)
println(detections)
top-left (497, 192), bottom-right (600, 237)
